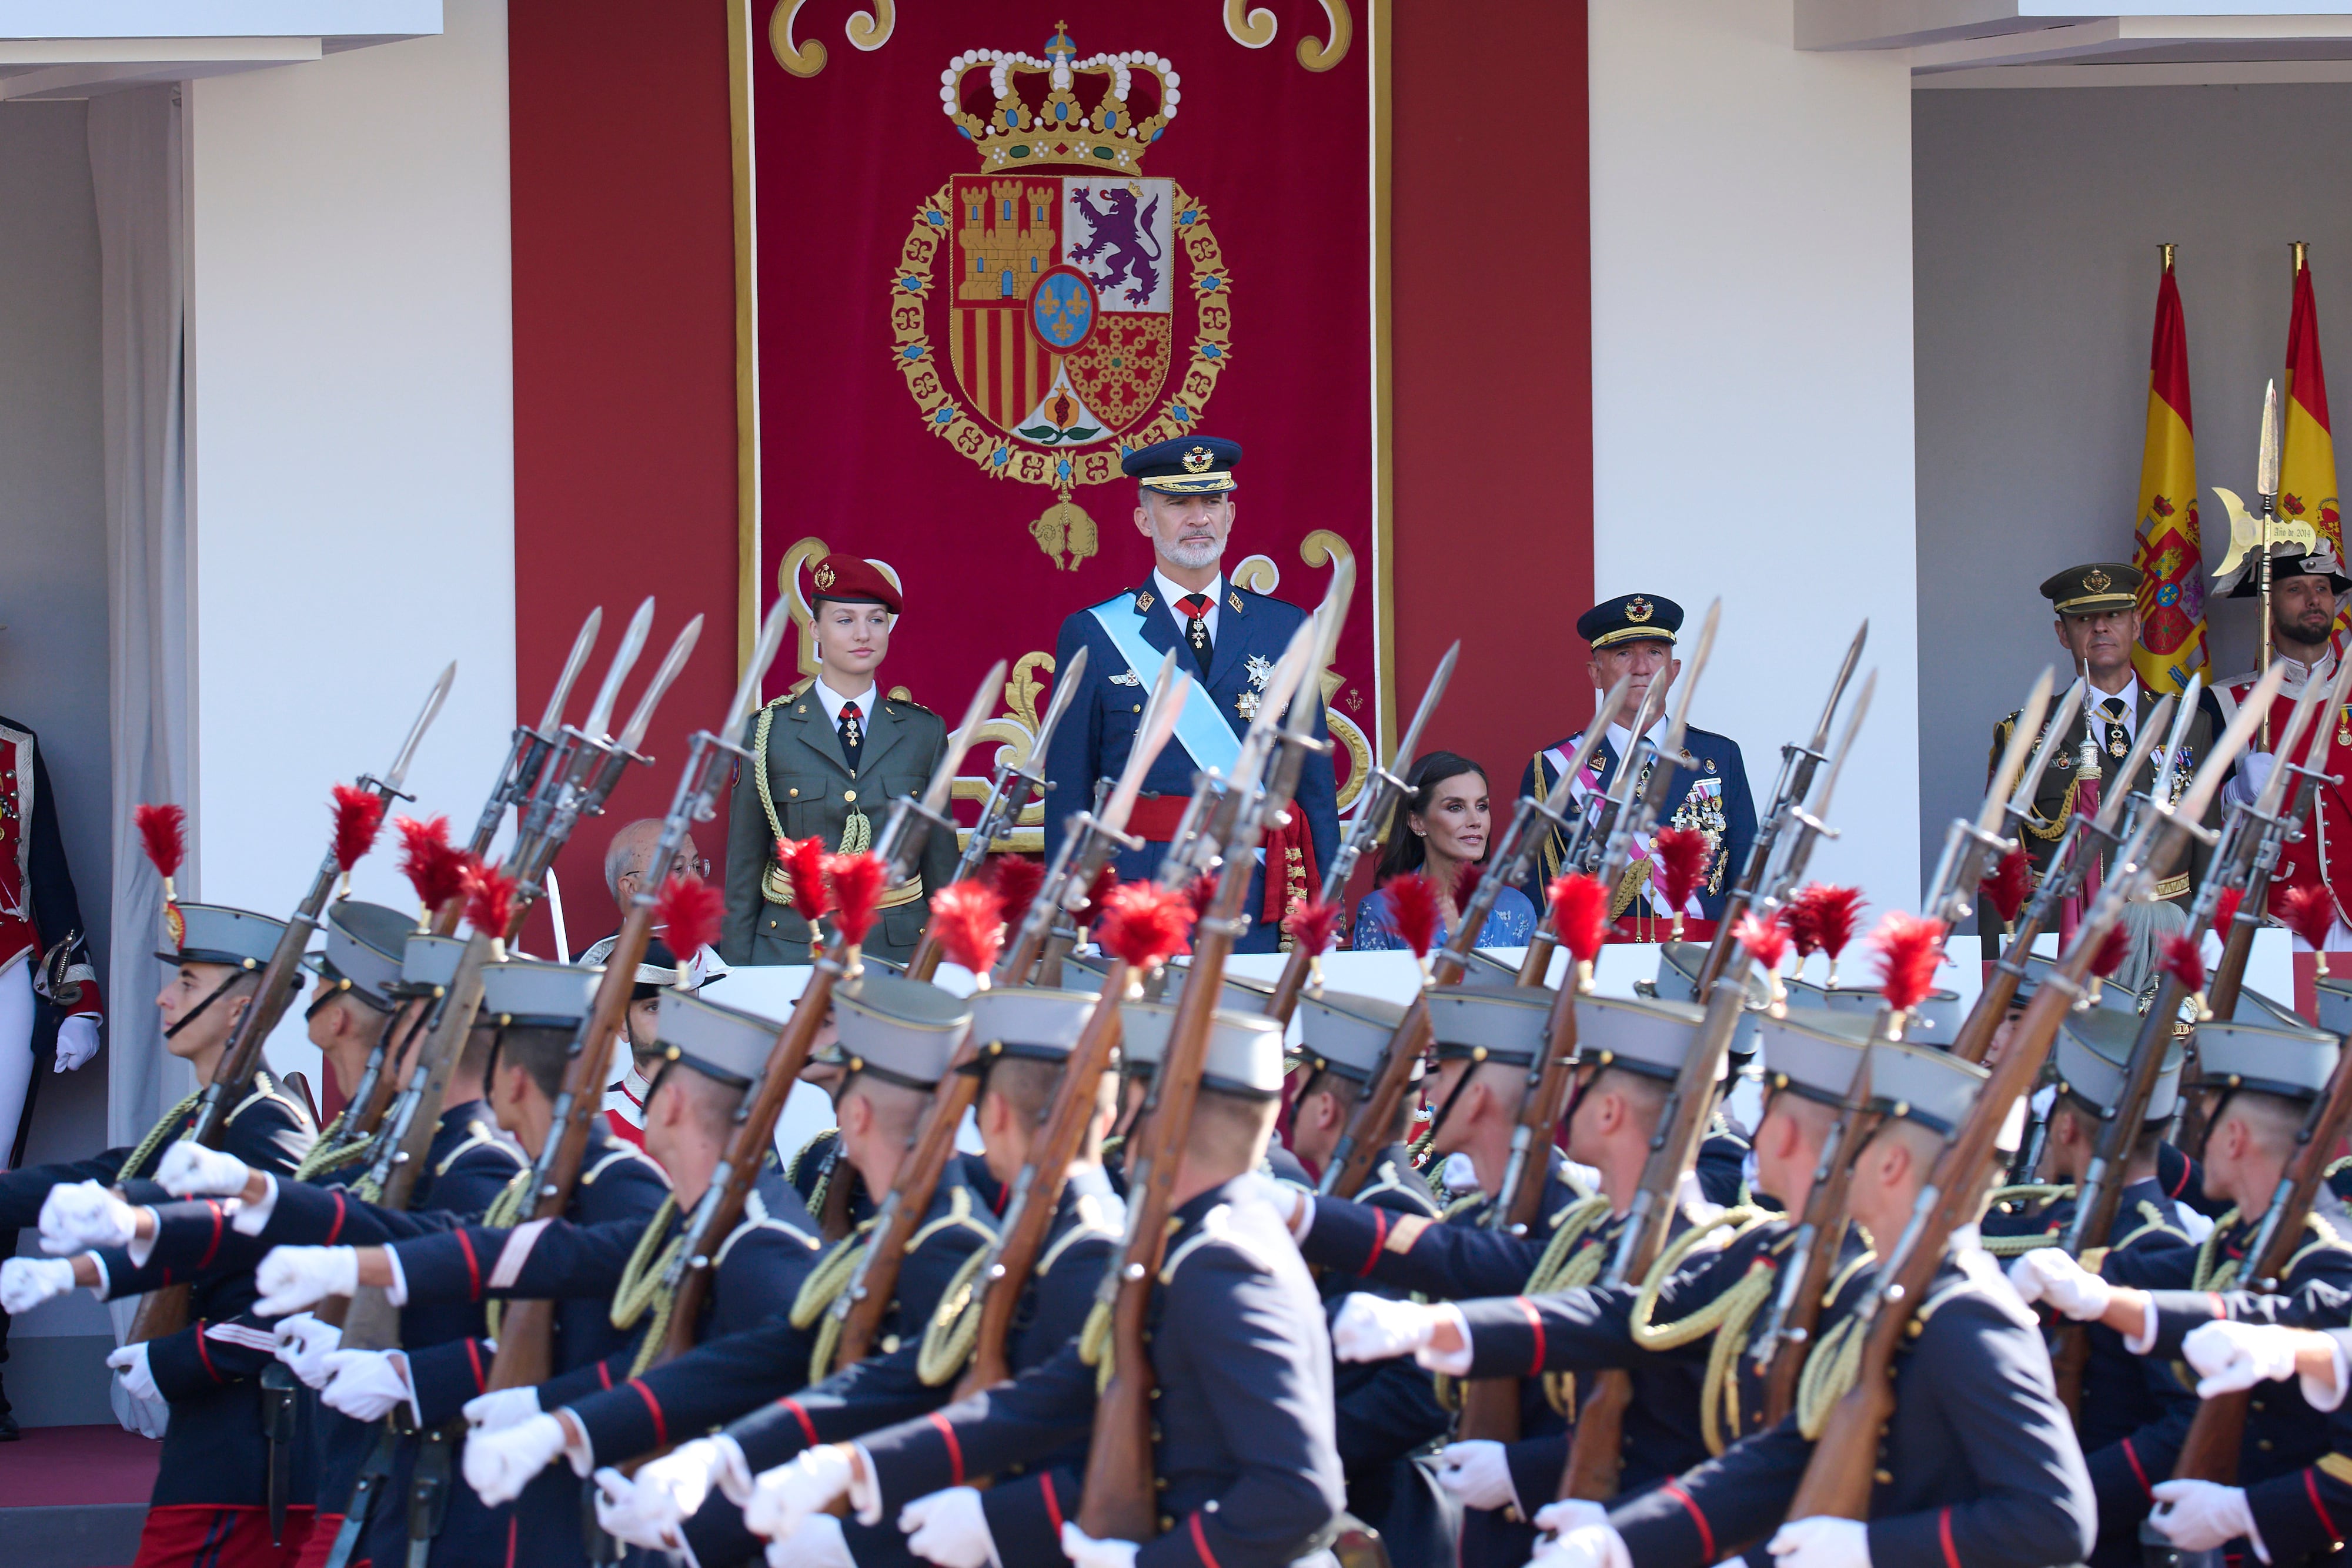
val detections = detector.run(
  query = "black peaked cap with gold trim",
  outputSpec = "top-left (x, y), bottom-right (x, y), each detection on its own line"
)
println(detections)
top-left (1577, 592), bottom-right (1682, 651)
top-left (1124, 435), bottom-right (1241, 494)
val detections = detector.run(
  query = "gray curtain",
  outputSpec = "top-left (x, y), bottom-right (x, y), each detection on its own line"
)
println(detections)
top-left (88, 84), bottom-right (189, 1437)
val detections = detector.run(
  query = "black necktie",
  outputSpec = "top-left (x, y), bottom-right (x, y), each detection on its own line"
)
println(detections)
top-left (1177, 593), bottom-right (1214, 675)
top-left (838, 700), bottom-right (864, 774)
top-left (2100, 696), bottom-right (2129, 762)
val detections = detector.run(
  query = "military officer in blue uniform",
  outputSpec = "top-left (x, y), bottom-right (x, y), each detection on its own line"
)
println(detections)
top-left (723, 1002), bottom-right (1347, 1568)
top-left (1042, 436), bottom-right (1341, 952)
top-left (1520, 593), bottom-right (1756, 940)
top-left (0, 899), bottom-right (316, 1568)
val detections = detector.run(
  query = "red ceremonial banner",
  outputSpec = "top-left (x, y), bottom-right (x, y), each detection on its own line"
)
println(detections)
top-left (745, 2), bottom-right (1379, 839)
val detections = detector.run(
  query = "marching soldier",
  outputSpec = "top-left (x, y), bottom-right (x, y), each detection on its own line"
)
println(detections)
top-left (721, 554), bottom-right (958, 967)
top-left (726, 1003), bottom-right (1347, 1568)
top-left (1040, 437), bottom-right (1341, 951)
top-left (0, 898), bottom-right (315, 1568)
top-left (1519, 595), bottom-right (1756, 941)
top-left (1982, 561), bottom-right (2222, 964)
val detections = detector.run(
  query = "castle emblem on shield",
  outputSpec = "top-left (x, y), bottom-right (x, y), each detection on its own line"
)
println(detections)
top-left (888, 26), bottom-right (1234, 569)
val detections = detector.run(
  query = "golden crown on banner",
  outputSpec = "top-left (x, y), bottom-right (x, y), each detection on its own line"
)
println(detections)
top-left (940, 25), bottom-right (1178, 171)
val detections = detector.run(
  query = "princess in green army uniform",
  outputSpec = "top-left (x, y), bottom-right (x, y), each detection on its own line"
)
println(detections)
top-left (721, 554), bottom-right (958, 967)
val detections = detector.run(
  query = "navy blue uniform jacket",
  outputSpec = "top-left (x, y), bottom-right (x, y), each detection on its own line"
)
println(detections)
top-left (1518, 727), bottom-right (1757, 924)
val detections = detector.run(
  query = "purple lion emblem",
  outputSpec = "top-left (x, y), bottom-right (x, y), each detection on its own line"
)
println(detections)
top-left (1068, 186), bottom-right (1163, 307)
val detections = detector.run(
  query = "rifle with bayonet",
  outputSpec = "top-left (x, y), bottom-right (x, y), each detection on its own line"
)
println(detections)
top-left (1756, 668), bottom-right (2055, 1424)
top-left (1315, 673), bottom-right (1632, 1204)
top-left (125, 663), bottom-right (456, 1345)
top-left (904, 648), bottom-right (1086, 982)
top-left (1079, 569), bottom-right (1344, 1543)
top-left (1506, 681), bottom-right (1641, 990)
top-left (1261, 641), bottom-right (1460, 1024)
top-left (995, 650), bottom-right (1184, 989)
top-left (340, 614), bottom-right (704, 1353)
top-left (1783, 664), bottom-right (2282, 1527)
top-left (653, 658), bottom-right (1001, 1368)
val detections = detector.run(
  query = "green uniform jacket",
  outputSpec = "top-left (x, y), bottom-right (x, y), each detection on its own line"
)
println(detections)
top-left (720, 684), bottom-right (957, 966)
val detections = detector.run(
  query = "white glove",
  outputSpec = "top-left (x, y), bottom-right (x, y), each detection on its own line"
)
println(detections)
top-left (2150, 1479), bottom-right (2263, 1554)
top-left (2183, 1319), bottom-right (2303, 1398)
top-left (156, 1143), bottom-right (253, 1199)
top-left (593, 1465), bottom-right (684, 1552)
top-left (1331, 1293), bottom-right (1445, 1362)
top-left (900, 1486), bottom-right (998, 1568)
top-left (2229, 751), bottom-right (2279, 809)
top-left (1768, 1516), bottom-right (1873, 1568)
top-left (273, 1313), bottom-right (343, 1389)
top-left (1059, 1521), bottom-right (1141, 1568)
top-left (743, 1445), bottom-right (855, 1543)
top-left (608, 1437), bottom-right (743, 1547)
top-left (463, 1385), bottom-right (542, 1433)
top-left (255, 1245), bottom-right (358, 1317)
top-left (108, 1342), bottom-right (158, 1404)
top-left (53, 1014), bottom-right (99, 1073)
top-left (463, 1411), bottom-right (568, 1507)
top-left (1529, 1523), bottom-right (1632, 1568)
top-left (1, 1256), bottom-right (79, 1314)
top-left (2004, 1248), bottom-right (2112, 1320)
top-left (767, 1513), bottom-right (857, 1568)
top-left (1532, 1500), bottom-right (1611, 1537)
top-left (1436, 1439), bottom-right (1520, 1513)
top-left (39, 1179), bottom-right (142, 1254)
top-left (319, 1349), bottom-right (413, 1422)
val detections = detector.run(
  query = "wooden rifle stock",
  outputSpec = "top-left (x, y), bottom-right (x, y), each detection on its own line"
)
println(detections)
top-left (1077, 838), bottom-right (1253, 1541)
top-left (816, 1146), bottom-right (858, 1243)
top-left (1759, 1105), bottom-right (1882, 1426)
top-left (1325, 903), bottom-right (1496, 1198)
top-left (957, 965), bottom-right (1130, 1396)
top-left (2167, 1008), bottom-right (2352, 1485)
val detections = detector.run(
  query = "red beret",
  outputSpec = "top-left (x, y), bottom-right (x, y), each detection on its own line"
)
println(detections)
top-left (806, 554), bottom-right (902, 615)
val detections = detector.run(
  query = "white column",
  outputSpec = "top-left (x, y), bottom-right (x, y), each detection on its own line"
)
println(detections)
top-left (1589, 1), bottom-right (1920, 908)
top-left (182, 0), bottom-right (515, 1093)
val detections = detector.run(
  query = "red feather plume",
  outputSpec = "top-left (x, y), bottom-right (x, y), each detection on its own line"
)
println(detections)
top-left (990, 857), bottom-right (1046, 923)
top-left (928, 880), bottom-right (1007, 976)
top-left (1782, 900), bottom-right (1822, 959)
top-left (463, 861), bottom-right (517, 941)
top-left (1802, 885), bottom-right (1866, 959)
top-left (1453, 860), bottom-right (1486, 914)
top-left (1548, 874), bottom-right (1609, 972)
top-left (2089, 922), bottom-right (2130, 979)
top-left (654, 873), bottom-right (724, 968)
top-left (1384, 872), bottom-right (1443, 960)
top-left (394, 815), bottom-right (469, 916)
top-left (1185, 872), bottom-right (1220, 924)
top-left (1283, 897), bottom-right (1343, 958)
top-left (2281, 885), bottom-right (2337, 953)
top-left (2161, 934), bottom-right (2206, 997)
top-left (1098, 881), bottom-right (1196, 971)
top-left (1653, 827), bottom-right (1710, 916)
top-left (135, 803), bottom-right (187, 887)
top-left (781, 835), bottom-right (832, 923)
top-left (1078, 861), bottom-right (1120, 922)
top-left (1871, 912), bottom-right (1949, 1014)
top-left (1980, 847), bottom-right (2030, 927)
top-left (2213, 885), bottom-right (2246, 938)
top-left (330, 784), bottom-right (386, 875)
top-left (1733, 911), bottom-right (1791, 973)
top-left (826, 852), bottom-right (888, 949)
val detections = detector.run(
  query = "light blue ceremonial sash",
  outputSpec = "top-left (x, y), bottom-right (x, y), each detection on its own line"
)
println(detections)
top-left (1088, 597), bottom-right (1242, 777)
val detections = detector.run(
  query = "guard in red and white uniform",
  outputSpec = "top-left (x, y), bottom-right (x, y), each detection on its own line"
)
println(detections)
top-left (2213, 549), bottom-right (2352, 1007)
top-left (0, 715), bottom-right (103, 1171)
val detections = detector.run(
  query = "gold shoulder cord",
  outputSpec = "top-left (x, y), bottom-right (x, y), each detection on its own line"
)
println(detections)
top-left (1431, 1194), bottom-right (1612, 1416)
top-left (122, 1091), bottom-right (204, 1182)
top-left (610, 1196), bottom-right (686, 1378)
top-left (475, 1168), bottom-right (539, 1340)
top-left (2193, 1208), bottom-right (2243, 1293)
top-left (1626, 1207), bottom-right (1778, 1457)
top-left (916, 1246), bottom-right (993, 1387)
top-left (752, 701), bottom-right (799, 905)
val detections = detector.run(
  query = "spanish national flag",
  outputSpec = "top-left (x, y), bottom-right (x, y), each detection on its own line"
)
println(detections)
top-left (2132, 249), bottom-right (2206, 692)
top-left (2279, 244), bottom-right (2344, 643)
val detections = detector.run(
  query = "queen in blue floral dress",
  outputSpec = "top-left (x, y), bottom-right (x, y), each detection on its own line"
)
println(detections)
top-left (1352, 751), bottom-right (1538, 951)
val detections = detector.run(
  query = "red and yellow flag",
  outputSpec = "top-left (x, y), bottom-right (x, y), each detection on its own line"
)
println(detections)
top-left (2133, 250), bottom-right (2206, 691)
top-left (2280, 245), bottom-right (2344, 644)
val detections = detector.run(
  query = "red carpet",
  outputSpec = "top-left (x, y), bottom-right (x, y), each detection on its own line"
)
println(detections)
top-left (0, 1423), bottom-right (159, 1507)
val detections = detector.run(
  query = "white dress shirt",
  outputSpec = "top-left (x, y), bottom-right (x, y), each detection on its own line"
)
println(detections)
top-left (811, 676), bottom-right (879, 731)
top-left (1154, 568), bottom-right (1225, 648)
top-left (2086, 676), bottom-right (2140, 743)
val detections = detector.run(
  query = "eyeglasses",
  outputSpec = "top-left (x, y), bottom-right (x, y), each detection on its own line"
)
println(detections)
top-left (683, 856), bottom-right (713, 880)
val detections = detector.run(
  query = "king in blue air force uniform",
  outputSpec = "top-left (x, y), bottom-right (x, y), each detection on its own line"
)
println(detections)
top-left (1043, 436), bottom-right (1339, 952)
top-left (1519, 593), bottom-right (1756, 940)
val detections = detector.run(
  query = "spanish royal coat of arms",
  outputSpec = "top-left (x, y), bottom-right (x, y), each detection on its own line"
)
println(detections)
top-left (888, 26), bottom-right (1232, 570)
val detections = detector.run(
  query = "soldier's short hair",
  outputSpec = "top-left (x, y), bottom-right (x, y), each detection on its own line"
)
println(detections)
top-left (489, 1024), bottom-right (577, 1102)
top-left (1187, 1085), bottom-right (1277, 1172)
top-left (978, 1055), bottom-right (1061, 1128)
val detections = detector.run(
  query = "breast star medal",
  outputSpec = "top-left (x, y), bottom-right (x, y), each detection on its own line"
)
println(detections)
top-left (1237, 653), bottom-right (1274, 720)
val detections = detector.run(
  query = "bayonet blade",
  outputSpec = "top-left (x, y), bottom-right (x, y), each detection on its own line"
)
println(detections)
top-left (2153, 673), bottom-right (2203, 801)
top-left (1605, 680), bottom-right (1665, 811)
top-left (2012, 680), bottom-right (2086, 819)
top-left (1661, 599), bottom-right (1722, 757)
top-left (385, 661), bottom-right (457, 791)
top-left (1392, 642), bottom-right (1461, 779)
top-left (1023, 647), bottom-right (1089, 777)
top-left (2093, 695), bottom-right (2175, 839)
top-left (1806, 669), bottom-right (1875, 828)
top-left (1286, 557), bottom-right (1357, 733)
top-left (583, 597), bottom-right (656, 740)
top-left (726, 600), bottom-right (796, 745)
top-left (539, 608), bottom-right (603, 734)
top-left (1808, 622), bottom-right (1868, 758)
top-left (1545, 674), bottom-right (1633, 820)
top-left (1977, 669), bottom-right (2055, 838)
top-left (2254, 666), bottom-right (2336, 819)
top-left (1104, 652), bottom-right (1186, 834)
top-left (2159, 666), bottom-right (2288, 845)
top-left (616, 615), bottom-right (705, 753)
top-left (917, 659), bottom-right (1010, 822)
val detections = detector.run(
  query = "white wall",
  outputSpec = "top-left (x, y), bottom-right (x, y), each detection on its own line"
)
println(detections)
top-left (1589, 2), bottom-right (1922, 911)
top-left (182, 0), bottom-right (513, 1096)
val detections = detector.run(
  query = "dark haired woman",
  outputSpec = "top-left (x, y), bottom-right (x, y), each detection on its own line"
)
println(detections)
top-left (1352, 751), bottom-right (1536, 951)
